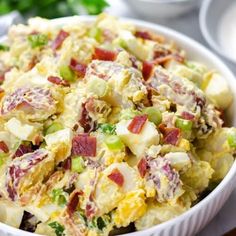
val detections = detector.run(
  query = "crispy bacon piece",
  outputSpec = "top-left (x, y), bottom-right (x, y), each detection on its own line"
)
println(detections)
top-left (70, 58), bottom-right (87, 77)
top-left (27, 56), bottom-right (38, 71)
top-left (72, 135), bottom-right (96, 157)
top-left (79, 99), bottom-right (96, 133)
top-left (85, 201), bottom-right (97, 218)
top-left (51, 30), bottom-right (69, 50)
top-left (138, 158), bottom-right (148, 178)
top-left (128, 115), bottom-right (148, 134)
top-left (13, 144), bottom-right (33, 159)
top-left (142, 61), bottom-right (154, 81)
top-left (153, 54), bottom-right (184, 65)
top-left (0, 87), bottom-right (4, 97)
top-left (67, 190), bottom-right (83, 215)
top-left (108, 168), bottom-right (124, 187)
top-left (135, 31), bottom-right (152, 40)
top-left (47, 76), bottom-right (69, 86)
top-left (159, 124), bottom-right (180, 145)
top-left (62, 157), bottom-right (71, 170)
top-left (79, 104), bottom-right (93, 133)
top-left (181, 111), bottom-right (195, 120)
top-left (93, 47), bottom-right (117, 61)
top-left (0, 75), bottom-right (5, 83)
top-left (0, 141), bottom-right (9, 153)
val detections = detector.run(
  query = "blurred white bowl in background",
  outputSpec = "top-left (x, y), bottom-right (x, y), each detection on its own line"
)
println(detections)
top-left (126, 0), bottom-right (201, 19)
top-left (200, 0), bottom-right (236, 64)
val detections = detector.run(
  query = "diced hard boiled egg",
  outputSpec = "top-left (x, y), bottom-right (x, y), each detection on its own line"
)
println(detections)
top-left (4, 118), bottom-right (38, 141)
top-left (204, 73), bottom-right (233, 109)
top-left (113, 189), bottom-right (147, 227)
top-left (45, 128), bottom-right (73, 164)
top-left (116, 119), bottom-right (159, 157)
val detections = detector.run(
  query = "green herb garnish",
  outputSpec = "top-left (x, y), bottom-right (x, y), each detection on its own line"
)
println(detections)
top-left (0, 44), bottom-right (9, 51)
top-left (48, 221), bottom-right (65, 236)
top-left (0, 0), bottom-right (109, 19)
top-left (28, 34), bottom-right (48, 49)
top-left (99, 123), bottom-right (116, 135)
top-left (51, 188), bottom-right (68, 207)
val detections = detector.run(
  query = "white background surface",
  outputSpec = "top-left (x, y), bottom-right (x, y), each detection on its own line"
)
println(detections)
top-left (106, 1), bottom-right (236, 235)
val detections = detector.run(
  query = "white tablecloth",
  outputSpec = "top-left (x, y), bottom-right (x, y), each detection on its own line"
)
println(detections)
top-left (106, 1), bottom-right (236, 235)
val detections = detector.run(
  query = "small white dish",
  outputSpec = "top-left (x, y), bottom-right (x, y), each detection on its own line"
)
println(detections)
top-left (200, 0), bottom-right (236, 64)
top-left (126, 0), bottom-right (201, 19)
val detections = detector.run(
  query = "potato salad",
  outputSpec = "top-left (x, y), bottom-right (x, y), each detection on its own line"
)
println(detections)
top-left (0, 14), bottom-right (235, 236)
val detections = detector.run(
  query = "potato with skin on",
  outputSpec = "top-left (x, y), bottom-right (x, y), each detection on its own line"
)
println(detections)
top-left (6, 149), bottom-right (55, 203)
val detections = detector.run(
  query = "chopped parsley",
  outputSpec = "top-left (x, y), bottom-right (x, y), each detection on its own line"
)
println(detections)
top-left (77, 211), bottom-right (111, 232)
top-left (48, 221), bottom-right (65, 236)
top-left (98, 123), bottom-right (116, 135)
top-left (88, 215), bottom-right (111, 232)
top-left (27, 34), bottom-right (48, 49)
top-left (0, 44), bottom-right (10, 51)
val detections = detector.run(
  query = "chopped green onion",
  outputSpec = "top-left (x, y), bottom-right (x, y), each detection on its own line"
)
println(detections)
top-left (78, 211), bottom-right (87, 224)
top-left (119, 38), bottom-right (127, 49)
top-left (227, 131), bottom-right (236, 148)
top-left (0, 44), bottom-right (10, 51)
top-left (120, 109), bottom-right (140, 120)
top-left (27, 34), bottom-right (48, 48)
top-left (45, 122), bottom-right (63, 135)
top-left (89, 27), bottom-right (102, 42)
top-left (175, 118), bottom-right (192, 131)
top-left (51, 188), bottom-right (68, 207)
top-left (48, 221), bottom-right (65, 236)
top-left (99, 123), bottom-right (116, 135)
top-left (87, 77), bottom-right (109, 97)
top-left (0, 152), bottom-right (7, 167)
top-left (105, 135), bottom-right (124, 150)
top-left (143, 107), bottom-right (162, 125)
top-left (59, 65), bottom-right (76, 82)
top-left (72, 156), bottom-right (85, 173)
top-left (88, 214), bottom-right (111, 231)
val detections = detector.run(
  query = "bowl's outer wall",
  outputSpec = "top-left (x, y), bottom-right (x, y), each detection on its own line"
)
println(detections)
top-left (1, 16), bottom-right (236, 236)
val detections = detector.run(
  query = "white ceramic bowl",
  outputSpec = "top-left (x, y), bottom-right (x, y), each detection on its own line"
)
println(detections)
top-left (1, 16), bottom-right (236, 236)
top-left (199, 0), bottom-right (236, 64)
top-left (126, 0), bottom-right (201, 19)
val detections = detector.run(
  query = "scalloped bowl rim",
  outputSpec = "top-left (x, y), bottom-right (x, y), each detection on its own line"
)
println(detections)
top-left (0, 15), bottom-right (236, 236)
